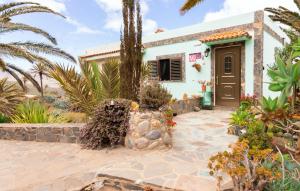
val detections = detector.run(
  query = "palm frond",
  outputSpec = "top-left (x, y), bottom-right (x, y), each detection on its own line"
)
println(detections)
top-left (1, 22), bottom-right (57, 44)
top-left (2, 67), bottom-right (26, 91)
top-left (0, 2), bottom-right (39, 12)
top-left (99, 59), bottom-right (120, 99)
top-left (50, 64), bottom-right (94, 114)
top-left (0, 5), bottom-right (65, 20)
top-left (265, 5), bottom-right (300, 32)
top-left (6, 63), bottom-right (41, 93)
top-left (0, 78), bottom-right (24, 116)
top-left (9, 42), bottom-right (76, 62)
top-left (180, 0), bottom-right (204, 14)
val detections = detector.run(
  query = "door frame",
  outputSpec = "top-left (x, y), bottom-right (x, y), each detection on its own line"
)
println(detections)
top-left (211, 42), bottom-right (245, 106)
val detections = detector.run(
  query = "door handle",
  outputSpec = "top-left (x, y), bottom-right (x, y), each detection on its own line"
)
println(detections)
top-left (216, 75), bottom-right (219, 85)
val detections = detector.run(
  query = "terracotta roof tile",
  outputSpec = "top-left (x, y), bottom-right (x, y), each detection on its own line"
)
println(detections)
top-left (200, 30), bottom-right (251, 43)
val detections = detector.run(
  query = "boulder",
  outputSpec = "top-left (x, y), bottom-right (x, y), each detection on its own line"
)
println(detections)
top-left (145, 130), bottom-right (161, 140)
top-left (135, 138), bottom-right (149, 149)
top-left (137, 121), bottom-right (150, 136)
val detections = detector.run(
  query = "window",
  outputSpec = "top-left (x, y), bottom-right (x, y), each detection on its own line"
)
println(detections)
top-left (148, 58), bottom-right (182, 81)
top-left (224, 56), bottom-right (232, 74)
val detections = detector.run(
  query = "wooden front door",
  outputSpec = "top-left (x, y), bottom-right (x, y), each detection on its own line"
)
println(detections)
top-left (215, 46), bottom-right (241, 107)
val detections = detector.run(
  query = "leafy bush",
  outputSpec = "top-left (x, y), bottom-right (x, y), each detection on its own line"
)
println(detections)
top-left (53, 100), bottom-right (69, 110)
top-left (208, 140), bottom-right (281, 191)
top-left (266, 154), bottom-right (300, 191)
top-left (239, 120), bottom-right (272, 149)
top-left (80, 99), bottom-right (131, 149)
top-left (43, 95), bottom-right (56, 104)
top-left (230, 109), bottom-right (255, 127)
top-left (11, 101), bottom-right (64, 123)
top-left (140, 83), bottom-right (172, 110)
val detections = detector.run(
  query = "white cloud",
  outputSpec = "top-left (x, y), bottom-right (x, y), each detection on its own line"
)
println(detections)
top-left (203, 0), bottom-right (297, 22)
top-left (5, 0), bottom-right (100, 35)
top-left (95, 0), bottom-right (158, 34)
top-left (66, 17), bottom-right (102, 34)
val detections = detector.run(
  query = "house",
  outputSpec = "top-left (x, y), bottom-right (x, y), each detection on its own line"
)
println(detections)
top-left (80, 10), bottom-right (285, 107)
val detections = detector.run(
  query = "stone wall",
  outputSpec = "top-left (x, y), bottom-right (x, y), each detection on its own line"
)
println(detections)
top-left (170, 98), bottom-right (201, 115)
top-left (0, 123), bottom-right (84, 143)
top-left (125, 111), bottom-right (172, 150)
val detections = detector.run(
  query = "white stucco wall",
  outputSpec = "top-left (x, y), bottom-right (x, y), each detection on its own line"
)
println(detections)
top-left (262, 31), bottom-right (283, 98)
top-left (144, 40), bottom-right (210, 99)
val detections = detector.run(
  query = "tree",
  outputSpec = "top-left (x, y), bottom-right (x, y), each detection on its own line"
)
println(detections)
top-left (50, 59), bottom-right (120, 115)
top-left (31, 62), bottom-right (49, 97)
top-left (0, 2), bottom-right (76, 92)
top-left (120, 0), bottom-right (142, 101)
top-left (180, 0), bottom-right (204, 14)
top-left (265, 0), bottom-right (300, 33)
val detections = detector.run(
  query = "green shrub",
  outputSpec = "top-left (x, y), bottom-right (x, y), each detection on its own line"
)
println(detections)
top-left (140, 83), bottom-right (172, 110)
top-left (11, 101), bottom-right (64, 123)
top-left (239, 120), bottom-right (272, 149)
top-left (265, 155), bottom-right (300, 191)
top-left (53, 100), bottom-right (69, 110)
top-left (43, 95), bottom-right (56, 104)
top-left (80, 99), bottom-right (131, 149)
top-left (230, 109), bottom-right (255, 127)
top-left (0, 113), bottom-right (10, 123)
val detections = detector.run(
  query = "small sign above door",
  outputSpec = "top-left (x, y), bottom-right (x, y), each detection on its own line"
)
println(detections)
top-left (189, 53), bottom-right (202, 62)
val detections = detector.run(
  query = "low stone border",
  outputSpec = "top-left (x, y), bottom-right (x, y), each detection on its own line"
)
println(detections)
top-left (171, 98), bottom-right (201, 115)
top-left (0, 123), bottom-right (84, 143)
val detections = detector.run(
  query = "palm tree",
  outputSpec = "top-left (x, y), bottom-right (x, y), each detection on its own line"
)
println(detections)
top-left (50, 59), bottom-right (120, 115)
top-left (31, 62), bottom-right (49, 97)
top-left (0, 2), bottom-right (76, 93)
top-left (265, 0), bottom-right (300, 33)
top-left (180, 0), bottom-right (204, 14)
top-left (0, 78), bottom-right (24, 117)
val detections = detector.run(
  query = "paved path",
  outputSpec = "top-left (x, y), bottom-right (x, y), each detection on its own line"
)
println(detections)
top-left (0, 110), bottom-right (237, 191)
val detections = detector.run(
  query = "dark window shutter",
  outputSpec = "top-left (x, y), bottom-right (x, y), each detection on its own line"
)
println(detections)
top-left (148, 60), bottom-right (158, 79)
top-left (170, 59), bottom-right (182, 81)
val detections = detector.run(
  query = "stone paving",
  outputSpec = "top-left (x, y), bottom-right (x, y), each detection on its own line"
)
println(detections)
top-left (0, 110), bottom-right (237, 191)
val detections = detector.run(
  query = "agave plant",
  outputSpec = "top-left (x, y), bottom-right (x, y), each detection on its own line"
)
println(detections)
top-left (50, 59), bottom-right (120, 115)
top-left (268, 54), bottom-right (300, 112)
top-left (11, 100), bottom-right (64, 123)
top-left (265, 0), bottom-right (300, 33)
top-left (180, 0), bottom-right (204, 14)
top-left (0, 2), bottom-right (76, 92)
top-left (0, 78), bottom-right (24, 116)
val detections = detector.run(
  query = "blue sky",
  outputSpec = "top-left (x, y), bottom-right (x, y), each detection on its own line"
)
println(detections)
top-left (1, 0), bottom-right (296, 70)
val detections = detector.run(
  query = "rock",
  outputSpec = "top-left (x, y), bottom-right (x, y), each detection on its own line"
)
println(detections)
top-left (145, 130), bottom-right (161, 140)
top-left (227, 126), bottom-right (242, 136)
top-left (147, 141), bottom-right (160, 149)
top-left (137, 121), bottom-right (150, 136)
top-left (135, 138), bottom-right (149, 149)
top-left (163, 133), bottom-right (172, 145)
top-left (194, 106), bottom-right (201, 112)
top-left (293, 135), bottom-right (298, 140)
top-left (283, 133), bottom-right (293, 139)
top-left (151, 119), bottom-right (162, 129)
top-left (140, 113), bottom-right (151, 119)
top-left (152, 112), bottom-right (161, 119)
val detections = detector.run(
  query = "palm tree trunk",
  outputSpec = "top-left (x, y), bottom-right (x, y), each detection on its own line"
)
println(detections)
top-left (39, 72), bottom-right (44, 98)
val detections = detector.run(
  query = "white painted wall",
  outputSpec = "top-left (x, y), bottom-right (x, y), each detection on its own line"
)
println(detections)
top-left (262, 31), bottom-right (283, 98)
